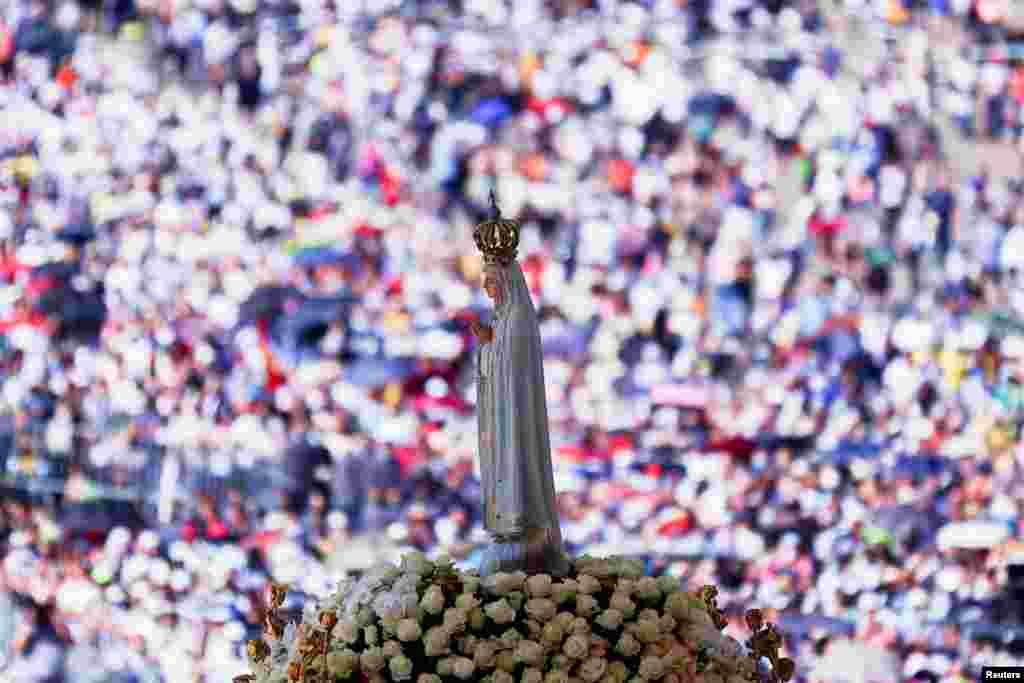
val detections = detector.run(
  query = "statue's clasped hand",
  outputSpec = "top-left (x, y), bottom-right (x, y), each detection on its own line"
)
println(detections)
top-left (470, 320), bottom-right (494, 344)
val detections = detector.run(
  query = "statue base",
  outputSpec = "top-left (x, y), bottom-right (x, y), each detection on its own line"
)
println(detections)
top-left (240, 552), bottom-right (798, 683)
top-left (477, 526), bottom-right (572, 577)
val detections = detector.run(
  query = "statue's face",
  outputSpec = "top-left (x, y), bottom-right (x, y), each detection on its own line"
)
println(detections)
top-left (483, 274), bottom-right (501, 304)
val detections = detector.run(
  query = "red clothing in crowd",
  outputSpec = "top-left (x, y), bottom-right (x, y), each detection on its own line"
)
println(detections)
top-left (0, 309), bottom-right (48, 333)
top-left (0, 23), bottom-right (12, 68)
top-left (520, 254), bottom-right (545, 296)
top-left (0, 250), bottom-right (27, 282)
top-left (393, 445), bottom-right (421, 478)
top-left (808, 211), bottom-right (847, 237)
top-left (257, 318), bottom-right (288, 393)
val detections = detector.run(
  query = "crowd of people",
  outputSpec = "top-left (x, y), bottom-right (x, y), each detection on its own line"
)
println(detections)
top-left (3, 0), bottom-right (1024, 681)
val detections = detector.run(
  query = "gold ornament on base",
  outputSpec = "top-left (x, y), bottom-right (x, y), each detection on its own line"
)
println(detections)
top-left (746, 610), bottom-right (795, 683)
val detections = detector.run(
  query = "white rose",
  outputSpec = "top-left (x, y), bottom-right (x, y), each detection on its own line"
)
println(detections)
top-left (631, 620), bottom-right (660, 644)
top-left (423, 626), bottom-right (451, 657)
top-left (608, 661), bottom-right (629, 683)
top-left (500, 628), bottom-right (523, 648)
top-left (656, 576), bottom-right (681, 595)
top-left (397, 618), bottom-right (422, 642)
top-left (544, 671), bottom-right (571, 683)
top-left (615, 633), bottom-right (641, 657)
top-left (577, 575), bottom-right (601, 594)
top-left (609, 593), bottom-right (636, 618)
top-left (639, 656), bottom-right (665, 680)
top-left (525, 598), bottom-right (557, 622)
top-left (333, 620), bottom-right (360, 645)
top-left (473, 639), bottom-right (499, 668)
top-left (575, 594), bottom-right (599, 618)
top-left (364, 625), bottom-right (379, 646)
top-left (615, 579), bottom-right (636, 596)
top-left (436, 658), bottom-right (455, 676)
top-left (550, 654), bottom-right (572, 670)
top-left (421, 586), bottom-right (446, 615)
top-left (492, 671), bottom-right (515, 683)
top-left (496, 651), bottom-right (517, 673)
top-left (513, 639), bottom-right (544, 667)
top-left (542, 621), bottom-right (565, 644)
top-left (663, 652), bottom-right (687, 673)
top-left (381, 616), bottom-right (401, 635)
top-left (488, 573), bottom-right (513, 595)
top-left (456, 593), bottom-right (481, 610)
top-left (381, 640), bottom-right (402, 658)
top-left (458, 634), bottom-right (479, 656)
top-left (360, 647), bottom-right (386, 673)
top-left (525, 619), bottom-right (543, 638)
top-left (636, 577), bottom-right (661, 600)
top-left (563, 634), bottom-right (589, 659)
top-left (418, 675), bottom-right (442, 683)
top-left (659, 615), bottom-right (677, 634)
top-left (637, 609), bottom-right (660, 624)
top-left (525, 574), bottom-right (553, 597)
top-left (552, 580), bottom-right (578, 604)
top-left (578, 657), bottom-right (608, 683)
top-left (573, 559), bottom-right (604, 577)
top-left (389, 655), bottom-right (414, 681)
top-left (664, 592), bottom-right (690, 619)
top-left (485, 572), bottom-right (525, 596)
top-left (326, 650), bottom-right (357, 677)
top-left (595, 609), bottom-right (624, 631)
top-left (507, 591), bottom-right (525, 612)
top-left (444, 607), bottom-right (470, 632)
top-left (452, 657), bottom-right (476, 680)
top-left (400, 552), bottom-right (433, 575)
top-left (485, 599), bottom-right (516, 625)
top-left (522, 668), bottom-right (544, 683)
top-left (570, 618), bottom-right (591, 636)
top-left (690, 608), bottom-right (714, 628)
top-left (617, 559), bottom-right (646, 578)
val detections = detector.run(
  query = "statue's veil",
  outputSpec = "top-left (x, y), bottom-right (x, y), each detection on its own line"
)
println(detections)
top-left (484, 261), bottom-right (534, 316)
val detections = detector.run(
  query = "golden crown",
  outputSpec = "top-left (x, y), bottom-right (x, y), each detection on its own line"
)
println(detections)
top-left (473, 190), bottom-right (520, 266)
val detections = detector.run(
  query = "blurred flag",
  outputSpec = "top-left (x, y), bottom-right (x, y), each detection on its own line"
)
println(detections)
top-left (651, 382), bottom-right (712, 407)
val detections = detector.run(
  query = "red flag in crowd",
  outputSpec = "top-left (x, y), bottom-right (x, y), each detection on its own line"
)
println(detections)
top-left (257, 318), bottom-right (287, 394)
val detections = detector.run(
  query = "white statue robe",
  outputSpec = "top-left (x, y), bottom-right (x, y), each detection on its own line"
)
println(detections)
top-left (477, 261), bottom-right (569, 575)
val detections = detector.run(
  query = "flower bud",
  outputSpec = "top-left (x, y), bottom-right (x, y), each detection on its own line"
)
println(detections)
top-left (319, 610), bottom-right (338, 630)
top-left (264, 613), bottom-right (285, 640)
top-left (745, 609), bottom-right (764, 632)
top-left (270, 583), bottom-right (289, 609)
top-left (247, 639), bottom-right (270, 663)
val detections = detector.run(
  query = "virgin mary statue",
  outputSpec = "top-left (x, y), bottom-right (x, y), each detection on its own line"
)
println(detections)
top-left (470, 194), bottom-right (571, 577)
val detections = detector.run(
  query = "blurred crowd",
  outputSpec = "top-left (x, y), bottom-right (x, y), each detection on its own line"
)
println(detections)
top-left (3, 0), bottom-right (1024, 682)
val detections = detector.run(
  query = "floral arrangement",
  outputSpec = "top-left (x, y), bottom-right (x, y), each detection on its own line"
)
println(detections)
top-left (235, 554), bottom-right (795, 683)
